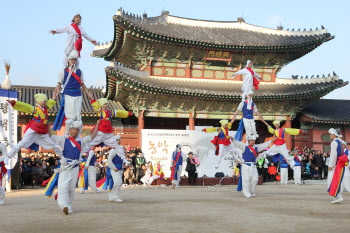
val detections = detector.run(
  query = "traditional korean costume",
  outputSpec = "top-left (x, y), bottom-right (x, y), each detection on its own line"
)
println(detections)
top-left (8, 94), bottom-right (63, 158)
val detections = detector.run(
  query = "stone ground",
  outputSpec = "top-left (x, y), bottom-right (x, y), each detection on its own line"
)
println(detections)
top-left (1, 182), bottom-right (350, 233)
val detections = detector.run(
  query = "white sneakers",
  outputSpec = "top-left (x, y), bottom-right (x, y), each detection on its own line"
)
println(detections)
top-left (109, 198), bottom-right (123, 202)
top-left (80, 190), bottom-right (85, 194)
top-left (0, 198), bottom-right (4, 205)
top-left (94, 189), bottom-right (102, 193)
top-left (331, 196), bottom-right (343, 204)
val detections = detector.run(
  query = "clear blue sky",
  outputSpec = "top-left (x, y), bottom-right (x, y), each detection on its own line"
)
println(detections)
top-left (1, 0), bottom-right (349, 99)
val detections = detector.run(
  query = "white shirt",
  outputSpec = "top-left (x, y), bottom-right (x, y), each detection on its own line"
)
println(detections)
top-left (108, 145), bottom-right (125, 170)
top-left (58, 68), bottom-right (84, 84)
top-left (329, 138), bottom-right (340, 168)
top-left (237, 101), bottom-right (258, 113)
top-left (232, 140), bottom-right (271, 162)
top-left (51, 135), bottom-right (92, 161)
top-left (53, 24), bottom-right (94, 56)
top-left (85, 149), bottom-right (95, 168)
top-left (233, 68), bottom-right (261, 92)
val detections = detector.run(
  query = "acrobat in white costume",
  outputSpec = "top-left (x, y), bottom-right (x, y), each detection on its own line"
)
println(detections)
top-left (170, 144), bottom-right (185, 188)
top-left (107, 135), bottom-right (124, 202)
top-left (232, 90), bottom-right (269, 139)
top-left (232, 60), bottom-right (261, 102)
top-left (51, 120), bottom-right (100, 214)
top-left (54, 50), bottom-right (93, 127)
top-left (232, 135), bottom-right (273, 198)
top-left (327, 128), bottom-right (345, 204)
top-left (0, 143), bottom-right (9, 205)
top-left (50, 13), bottom-right (97, 68)
top-left (202, 120), bottom-right (240, 169)
top-left (140, 166), bottom-right (153, 185)
top-left (266, 120), bottom-right (303, 168)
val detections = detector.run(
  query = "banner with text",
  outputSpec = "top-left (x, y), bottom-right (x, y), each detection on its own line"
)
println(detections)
top-left (141, 129), bottom-right (239, 178)
top-left (0, 89), bottom-right (18, 170)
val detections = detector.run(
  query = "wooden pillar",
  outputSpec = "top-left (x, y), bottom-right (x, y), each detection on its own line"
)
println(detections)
top-left (138, 110), bottom-right (144, 147)
top-left (271, 73), bottom-right (277, 82)
top-left (189, 114), bottom-right (195, 130)
top-left (284, 120), bottom-right (292, 150)
top-left (185, 61), bottom-right (192, 78)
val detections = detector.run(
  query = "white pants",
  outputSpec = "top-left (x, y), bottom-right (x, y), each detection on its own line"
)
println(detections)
top-left (8, 128), bottom-right (63, 158)
top-left (0, 167), bottom-right (4, 205)
top-left (57, 166), bottom-right (79, 211)
top-left (293, 166), bottom-right (301, 184)
top-left (217, 143), bottom-right (239, 167)
top-left (343, 167), bottom-right (350, 192)
top-left (241, 163), bottom-right (259, 198)
top-left (280, 168), bottom-right (288, 185)
top-left (86, 132), bottom-right (123, 158)
top-left (328, 169), bottom-right (345, 198)
top-left (141, 175), bottom-right (153, 185)
top-left (266, 144), bottom-right (295, 168)
top-left (79, 166), bottom-right (98, 192)
top-left (109, 170), bottom-right (123, 201)
top-left (171, 165), bottom-right (182, 186)
top-left (144, 175), bottom-right (159, 185)
top-left (64, 95), bottom-right (82, 121)
top-left (1, 173), bottom-right (10, 192)
top-left (243, 118), bottom-right (258, 138)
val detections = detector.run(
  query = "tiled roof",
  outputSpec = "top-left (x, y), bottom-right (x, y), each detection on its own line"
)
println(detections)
top-left (11, 85), bottom-right (125, 116)
top-left (301, 99), bottom-right (350, 124)
top-left (105, 64), bottom-right (348, 101)
top-left (92, 9), bottom-right (334, 57)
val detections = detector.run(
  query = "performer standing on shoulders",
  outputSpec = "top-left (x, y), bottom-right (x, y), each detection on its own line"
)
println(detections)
top-left (327, 129), bottom-right (349, 203)
top-left (51, 120), bottom-right (100, 215)
top-left (266, 120), bottom-right (302, 168)
top-left (170, 144), bottom-right (185, 189)
top-left (53, 50), bottom-right (93, 132)
top-left (6, 93), bottom-right (63, 158)
top-left (106, 135), bottom-right (125, 202)
top-left (50, 14), bottom-right (97, 68)
top-left (231, 135), bottom-right (275, 198)
top-left (232, 60), bottom-right (260, 102)
top-left (202, 119), bottom-right (239, 169)
top-left (0, 143), bottom-right (9, 205)
top-left (231, 90), bottom-right (269, 140)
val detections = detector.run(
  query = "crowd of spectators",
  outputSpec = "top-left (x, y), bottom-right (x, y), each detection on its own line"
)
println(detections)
top-left (252, 146), bottom-right (330, 183)
top-left (19, 144), bottom-right (151, 187)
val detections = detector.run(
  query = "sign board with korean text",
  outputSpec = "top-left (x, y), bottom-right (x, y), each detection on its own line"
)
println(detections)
top-left (141, 128), bottom-right (239, 178)
top-left (0, 89), bottom-right (18, 170)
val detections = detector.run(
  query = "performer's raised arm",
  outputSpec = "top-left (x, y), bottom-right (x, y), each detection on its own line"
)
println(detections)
top-left (50, 25), bottom-right (68, 35)
top-left (284, 128), bottom-right (302, 136)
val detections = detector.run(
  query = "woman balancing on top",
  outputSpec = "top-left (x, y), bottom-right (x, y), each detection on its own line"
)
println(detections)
top-left (86, 97), bottom-right (133, 161)
top-left (50, 13), bottom-right (97, 68)
top-left (232, 60), bottom-right (261, 103)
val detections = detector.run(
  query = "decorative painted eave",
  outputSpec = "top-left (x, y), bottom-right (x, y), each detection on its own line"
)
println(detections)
top-left (104, 63), bottom-right (347, 102)
top-left (92, 8), bottom-right (334, 59)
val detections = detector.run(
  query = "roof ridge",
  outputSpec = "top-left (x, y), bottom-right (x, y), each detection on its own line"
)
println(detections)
top-left (115, 7), bottom-right (329, 36)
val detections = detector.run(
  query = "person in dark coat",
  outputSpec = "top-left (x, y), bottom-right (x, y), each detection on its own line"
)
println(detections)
top-left (185, 152), bottom-right (200, 185)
